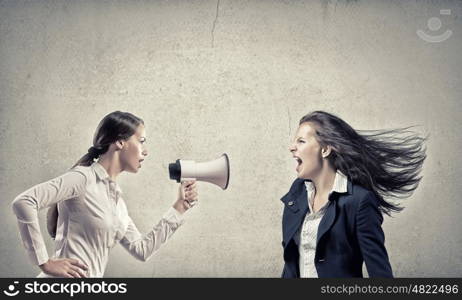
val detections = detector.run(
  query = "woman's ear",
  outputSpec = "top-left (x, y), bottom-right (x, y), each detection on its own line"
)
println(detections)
top-left (321, 145), bottom-right (332, 158)
top-left (115, 140), bottom-right (125, 150)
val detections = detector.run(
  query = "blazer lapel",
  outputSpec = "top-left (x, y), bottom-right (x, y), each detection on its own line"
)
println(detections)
top-left (282, 185), bottom-right (309, 246)
top-left (316, 178), bottom-right (352, 245)
top-left (316, 198), bottom-right (336, 245)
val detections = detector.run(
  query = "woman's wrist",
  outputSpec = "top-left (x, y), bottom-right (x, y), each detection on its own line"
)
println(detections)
top-left (39, 260), bottom-right (49, 272)
top-left (172, 202), bottom-right (186, 215)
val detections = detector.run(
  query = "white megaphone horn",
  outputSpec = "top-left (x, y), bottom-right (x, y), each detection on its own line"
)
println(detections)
top-left (168, 153), bottom-right (230, 190)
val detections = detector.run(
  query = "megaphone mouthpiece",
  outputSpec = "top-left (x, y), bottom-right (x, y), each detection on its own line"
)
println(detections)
top-left (168, 159), bottom-right (182, 182)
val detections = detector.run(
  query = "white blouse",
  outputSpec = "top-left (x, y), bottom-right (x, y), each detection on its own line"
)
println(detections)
top-left (12, 162), bottom-right (184, 277)
top-left (298, 171), bottom-right (348, 278)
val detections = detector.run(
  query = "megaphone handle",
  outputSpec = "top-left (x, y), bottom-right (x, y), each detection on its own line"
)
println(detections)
top-left (181, 178), bottom-right (197, 182)
top-left (180, 178), bottom-right (197, 207)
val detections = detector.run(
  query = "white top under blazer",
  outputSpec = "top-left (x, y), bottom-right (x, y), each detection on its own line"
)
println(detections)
top-left (298, 171), bottom-right (348, 278)
top-left (12, 162), bottom-right (184, 277)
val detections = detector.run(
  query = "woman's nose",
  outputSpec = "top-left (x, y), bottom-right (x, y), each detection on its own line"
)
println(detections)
top-left (288, 144), bottom-right (296, 152)
top-left (142, 149), bottom-right (148, 156)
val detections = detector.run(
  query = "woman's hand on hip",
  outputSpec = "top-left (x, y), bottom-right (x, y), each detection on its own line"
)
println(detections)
top-left (173, 180), bottom-right (198, 214)
top-left (39, 258), bottom-right (88, 278)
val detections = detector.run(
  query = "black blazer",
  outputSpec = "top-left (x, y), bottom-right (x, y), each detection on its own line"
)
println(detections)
top-left (281, 178), bottom-right (393, 278)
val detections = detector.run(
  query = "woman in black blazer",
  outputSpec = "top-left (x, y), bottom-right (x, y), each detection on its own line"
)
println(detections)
top-left (281, 111), bottom-right (426, 278)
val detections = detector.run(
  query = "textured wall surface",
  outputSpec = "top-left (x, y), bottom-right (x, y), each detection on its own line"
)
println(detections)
top-left (1, 0), bottom-right (461, 277)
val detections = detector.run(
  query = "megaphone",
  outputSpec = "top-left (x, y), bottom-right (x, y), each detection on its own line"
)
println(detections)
top-left (168, 153), bottom-right (230, 190)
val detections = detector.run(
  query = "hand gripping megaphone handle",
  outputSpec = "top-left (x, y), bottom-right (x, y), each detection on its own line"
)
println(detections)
top-left (180, 179), bottom-right (197, 207)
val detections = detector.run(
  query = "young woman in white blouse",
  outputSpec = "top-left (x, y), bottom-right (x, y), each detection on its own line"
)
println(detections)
top-left (12, 111), bottom-right (198, 278)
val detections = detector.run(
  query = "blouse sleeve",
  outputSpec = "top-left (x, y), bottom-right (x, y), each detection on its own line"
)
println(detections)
top-left (119, 207), bottom-right (185, 262)
top-left (355, 191), bottom-right (394, 278)
top-left (11, 169), bottom-right (87, 266)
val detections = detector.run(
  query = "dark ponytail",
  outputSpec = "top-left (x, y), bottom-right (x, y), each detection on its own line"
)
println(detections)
top-left (47, 111), bottom-right (144, 238)
top-left (70, 145), bottom-right (110, 169)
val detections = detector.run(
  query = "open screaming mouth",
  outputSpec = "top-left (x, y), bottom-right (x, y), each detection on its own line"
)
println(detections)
top-left (294, 157), bottom-right (302, 172)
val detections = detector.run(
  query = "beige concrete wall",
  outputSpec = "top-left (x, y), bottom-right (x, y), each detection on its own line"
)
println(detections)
top-left (1, 0), bottom-right (461, 277)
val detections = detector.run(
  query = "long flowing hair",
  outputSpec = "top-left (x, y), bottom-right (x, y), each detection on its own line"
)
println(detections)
top-left (300, 111), bottom-right (427, 215)
top-left (47, 111), bottom-right (144, 238)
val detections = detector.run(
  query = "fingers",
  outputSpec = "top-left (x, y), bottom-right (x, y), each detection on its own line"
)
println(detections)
top-left (42, 258), bottom-right (89, 278)
top-left (184, 187), bottom-right (198, 199)
top-left (184, 200), bottom-right (193, 209)
top-left (181, 181), bottom-right (198, 200)
top-left (69, 259), bottom-right (88, 271)
top-left (66, 259), bottom-right (88, 277)
top-left (179, 180), bottom-right (198, 210)
top-left (183, 180), bottom-right (196, 188)
top-left (67, 269), bottom-right (82, 278)
top-left (184, 189), bottom-right (198, 209)
top-left (184, 182), bottom-right (197, 194)
top-left (185, 191), bottom-right (198, 201)
top-left (70, 266), bottom-right (87, 278)
top-left (185, 184), bottom-right (197, 193)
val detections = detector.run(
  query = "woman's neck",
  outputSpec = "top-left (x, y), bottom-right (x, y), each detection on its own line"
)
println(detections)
top-left (311, 164), bottom-right (337, 196)
top-left (97, 152), bottom-right (123, 181)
